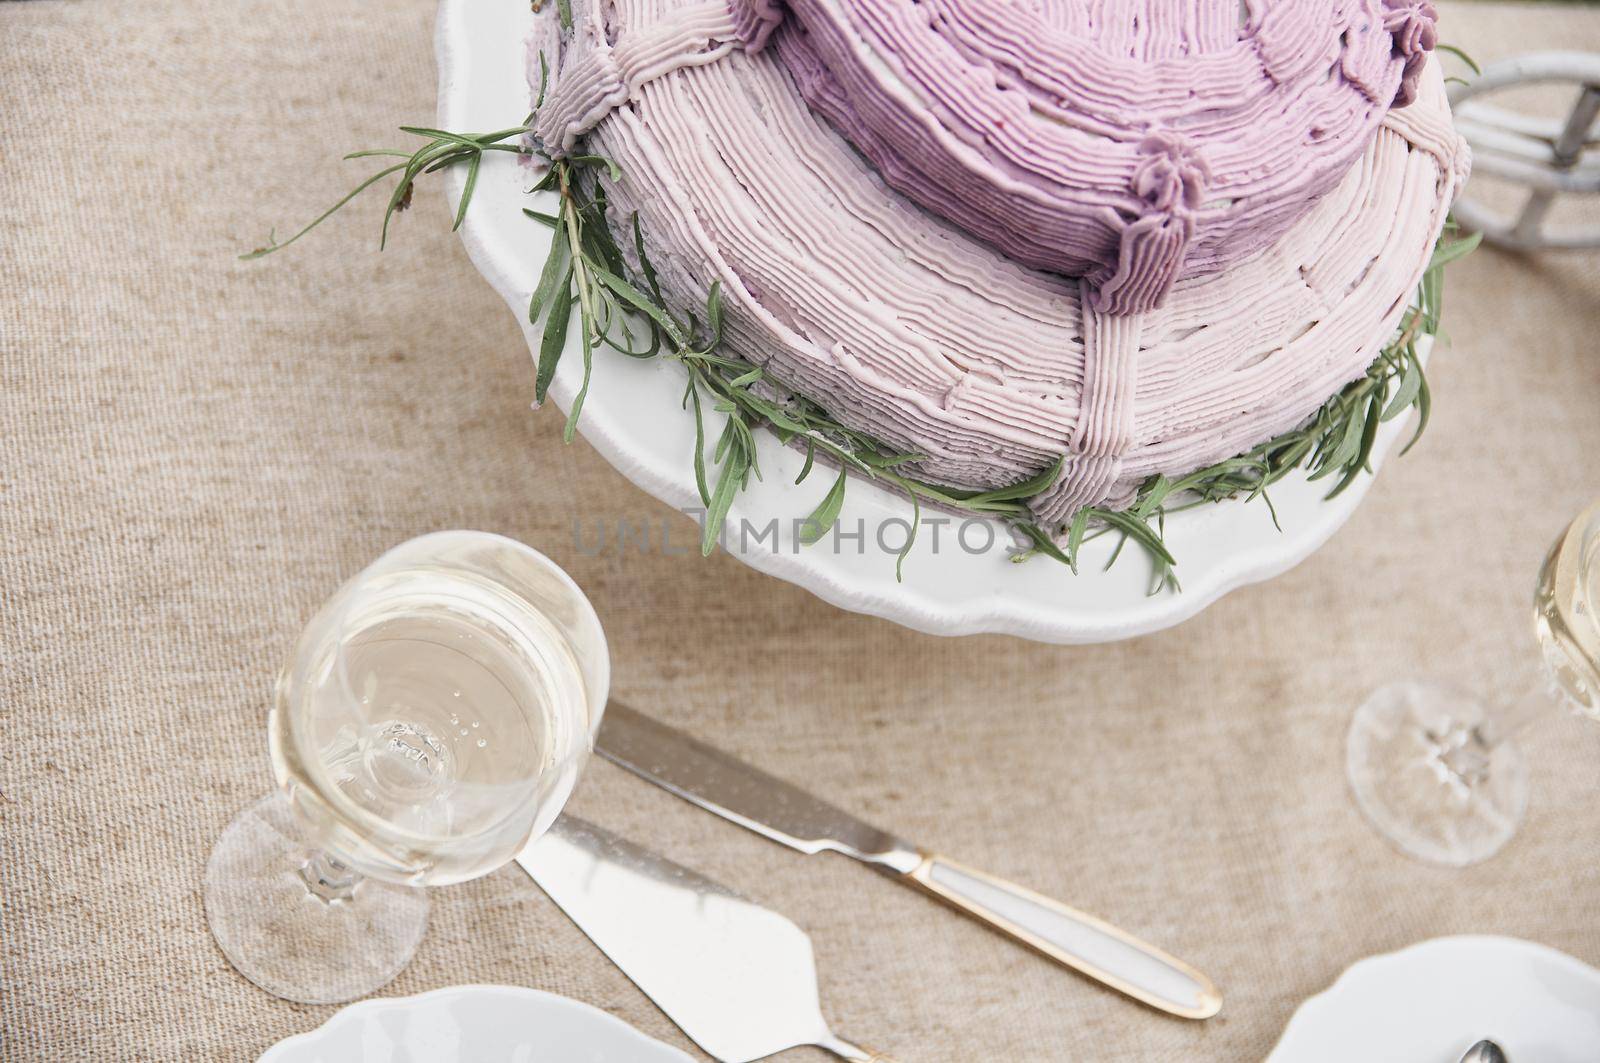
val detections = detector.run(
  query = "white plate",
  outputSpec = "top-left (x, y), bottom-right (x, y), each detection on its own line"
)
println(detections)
top-left (1268, 936), bottom-right (1600, 1063)
top-left (434, 0), bottom-right (1422, 644)
top-left (259, 984), bottom-right (693, 1062)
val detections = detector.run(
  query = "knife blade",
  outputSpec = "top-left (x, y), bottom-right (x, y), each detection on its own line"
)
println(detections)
top-left (597, 701), bottom-right (1221, 1020)
top-left (518, 816), bottom-right (896, 1062)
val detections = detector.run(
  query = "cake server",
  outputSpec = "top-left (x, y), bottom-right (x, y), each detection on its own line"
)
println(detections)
top-left (518, 816), bottom-right (895, 1062)
top-left (596, 701), bottom-right (1221, 1019)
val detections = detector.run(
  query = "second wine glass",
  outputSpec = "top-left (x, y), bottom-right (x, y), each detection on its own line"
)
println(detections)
top-left (1347, 500), bottom-right (1600, 866)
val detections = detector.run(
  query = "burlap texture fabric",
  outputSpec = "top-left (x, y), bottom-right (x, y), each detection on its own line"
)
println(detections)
top-left (3, 2), bottom-right (1600, 1059)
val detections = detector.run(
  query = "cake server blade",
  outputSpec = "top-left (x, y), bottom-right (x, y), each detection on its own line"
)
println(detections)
top-left (517, 816), bottom-right (893, 1062)
top-left (596, 701), bottom-right (1221, 1019)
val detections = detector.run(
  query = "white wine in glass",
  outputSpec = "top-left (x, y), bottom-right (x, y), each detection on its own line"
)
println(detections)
top-left (1534, 500), bottom-right (1600, 720)
top-left (1347, 500), bottom-right (1600, 866)
top-left (204, 532), bottom-right (609, 1003)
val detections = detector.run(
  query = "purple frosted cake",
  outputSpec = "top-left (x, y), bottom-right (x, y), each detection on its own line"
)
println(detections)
top-left (527, 0), bottom-right (1465, 523)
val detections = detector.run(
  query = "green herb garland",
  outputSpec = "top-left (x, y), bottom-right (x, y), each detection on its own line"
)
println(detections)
top-left (248, 120), bottom-right (1480, 592)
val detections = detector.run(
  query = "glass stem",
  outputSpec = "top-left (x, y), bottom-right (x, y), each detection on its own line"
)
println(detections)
top-left (1424, 684), bottom-right (1546, 801)
top-left (299, 849), bottom-right (362, 904)
top-left (1478, 682), bottom-right (1553, 748)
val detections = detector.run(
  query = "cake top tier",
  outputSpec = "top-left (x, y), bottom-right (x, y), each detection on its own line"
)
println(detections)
top-left (761, 0), bottom-right (1437, 312)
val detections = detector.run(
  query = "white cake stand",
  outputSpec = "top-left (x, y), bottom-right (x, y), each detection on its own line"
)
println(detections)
top-left (434, 0), bottom-right (1429, 644)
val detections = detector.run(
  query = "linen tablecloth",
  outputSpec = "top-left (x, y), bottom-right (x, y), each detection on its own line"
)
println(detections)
top-left (5, 2), bottom-right (1600, 1058)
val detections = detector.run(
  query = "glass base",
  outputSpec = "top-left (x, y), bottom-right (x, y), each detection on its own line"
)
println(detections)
top-left (204, 794), bottom-right (430, 1004)
top-left (1346, 681), bottom-right (1529, 867)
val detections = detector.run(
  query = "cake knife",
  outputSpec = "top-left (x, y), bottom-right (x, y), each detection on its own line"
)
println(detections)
top-left (596, 701), bottom-right (1221, 1019)
top-left (519, 816), bottom-right (896, 1061)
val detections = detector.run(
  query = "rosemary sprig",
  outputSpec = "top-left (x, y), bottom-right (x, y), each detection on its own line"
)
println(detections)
top-left (247, 123), bottom-right (1478, 591)
top-left (242, 123), bottom-right (533, 259)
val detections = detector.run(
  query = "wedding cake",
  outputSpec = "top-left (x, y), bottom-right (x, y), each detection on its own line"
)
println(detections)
top-left (528, 0), bottom-right (1465, 526)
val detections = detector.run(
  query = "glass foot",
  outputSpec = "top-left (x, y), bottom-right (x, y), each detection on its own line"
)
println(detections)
top-left (1346, 680), bottom-right (1529, 867)
top-left (204, 794), bottom-right (430, 1004)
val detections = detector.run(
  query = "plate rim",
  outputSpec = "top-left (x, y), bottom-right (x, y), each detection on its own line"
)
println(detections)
top-left (433, 0), bottom-right (1419, 644)
top-left (1267, 935), bottom-right (1600, 1061)
top-left (258, 983), bottom-right (694, 1061)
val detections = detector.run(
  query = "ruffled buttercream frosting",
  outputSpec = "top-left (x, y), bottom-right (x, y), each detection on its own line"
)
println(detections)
top-left (774, 0), bottom-right (1439, 313)
top-left (529, 0), bottom-right (1465, 522)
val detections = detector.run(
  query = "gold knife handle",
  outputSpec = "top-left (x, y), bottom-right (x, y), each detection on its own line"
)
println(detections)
top-left (905, 853), bottom-right (1221, 1019)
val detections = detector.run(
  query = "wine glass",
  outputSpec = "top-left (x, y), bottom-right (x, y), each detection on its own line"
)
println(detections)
top-left (1347, 499), bottom-right (1600, 866)
top-left (204, 531), bottom-right (609, 1003)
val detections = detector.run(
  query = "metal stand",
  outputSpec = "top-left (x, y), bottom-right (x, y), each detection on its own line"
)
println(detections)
top-left (1450, 52), bottom-right (1600, 250)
